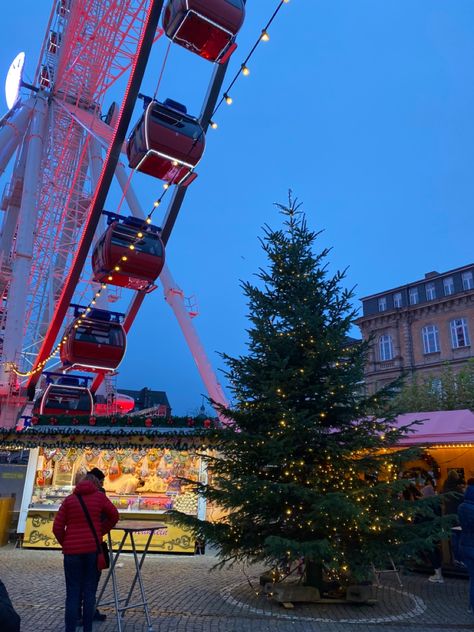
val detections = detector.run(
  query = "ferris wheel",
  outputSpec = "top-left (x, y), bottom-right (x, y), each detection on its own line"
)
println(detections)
top-left (0, 0), bottom-right (246, 427)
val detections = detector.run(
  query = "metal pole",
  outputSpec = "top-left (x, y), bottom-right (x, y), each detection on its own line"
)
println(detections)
top-left (17, 448), bottom-right (39, 534)
top-left (109, 164), bottom-right (229, 414)
top-left (88, 137), bottom-right (109, 309)
top-left (109, 48), bottom-right (234, 409)
top-left (160, 265), bottom-right (229, 412)
top-left (0, 97), bottom-right (48, 424)
top-left (0, 99), bottom-right (35, 177)
top-left (161, 61), bottom-right (229, 243)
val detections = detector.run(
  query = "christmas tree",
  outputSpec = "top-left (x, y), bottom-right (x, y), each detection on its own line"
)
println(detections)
top-left (170, 195), bottom-right (451, 587)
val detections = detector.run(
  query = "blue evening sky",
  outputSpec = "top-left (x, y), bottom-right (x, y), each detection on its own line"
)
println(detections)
top-left (2, 2), bottom-right (474, 414)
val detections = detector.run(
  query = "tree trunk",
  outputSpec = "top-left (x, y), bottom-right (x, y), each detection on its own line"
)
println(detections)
top-left (304, 560), bottom-right (324, 589)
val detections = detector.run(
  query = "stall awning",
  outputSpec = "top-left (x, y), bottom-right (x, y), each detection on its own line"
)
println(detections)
top-left (395, 409), bottom-right (474, 445)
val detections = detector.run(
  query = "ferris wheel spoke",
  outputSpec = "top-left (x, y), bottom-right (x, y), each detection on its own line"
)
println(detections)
top-left (26, 0), bottom-right (166, 396)
top-left (0, 99), bottom-right (35, 177)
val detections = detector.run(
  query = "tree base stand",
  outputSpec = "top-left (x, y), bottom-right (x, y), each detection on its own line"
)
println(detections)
top-left (266, 582), bottom-right (377, 607)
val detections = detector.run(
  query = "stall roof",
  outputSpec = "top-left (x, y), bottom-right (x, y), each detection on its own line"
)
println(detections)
top-left (0, 425), bottom-right (214, 450)
top-left (395, 410), bottom-right (474, 445)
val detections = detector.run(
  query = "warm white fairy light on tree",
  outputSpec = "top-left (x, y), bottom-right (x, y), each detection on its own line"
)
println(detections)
top-left (169, 193), bottom-right (453, 588)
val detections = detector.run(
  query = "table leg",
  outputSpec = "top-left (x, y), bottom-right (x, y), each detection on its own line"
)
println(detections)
top-left (122, 528), bottom-right (155, 611)
top-left (96, 531), bottom-right (128, 632)
top-left (127, 531), bottom-right (154, 631)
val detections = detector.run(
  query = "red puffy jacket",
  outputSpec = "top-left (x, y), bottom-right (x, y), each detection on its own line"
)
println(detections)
top-left (53, 479), bottom-right (119, 555)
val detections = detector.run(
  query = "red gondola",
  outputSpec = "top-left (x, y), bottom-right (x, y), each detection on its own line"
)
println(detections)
top-left (162, 0), bottom-right (245, 63)
top-left (126, 99), bottom-right (205, 186)
top-left (92, 216), bottom-right (165, 292)
top-left (48, 32), bottom-right (61, 54)
top-left (39, 66), bottom-right (52, 89)
top-left (33, 374), bottom-right (93, 417)
top-left (60, 309), bottom-right (126, 373)
top-left (57, 0), bottom-right (70, 17)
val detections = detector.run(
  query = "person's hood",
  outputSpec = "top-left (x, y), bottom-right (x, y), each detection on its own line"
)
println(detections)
top-left (74, 479), bottom-right (99, 496)
top-left (464, 485), bottom-right (474, 503)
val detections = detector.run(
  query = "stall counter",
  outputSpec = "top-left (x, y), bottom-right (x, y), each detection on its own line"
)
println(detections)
top-left (23, 509), bottom-right (194, 552)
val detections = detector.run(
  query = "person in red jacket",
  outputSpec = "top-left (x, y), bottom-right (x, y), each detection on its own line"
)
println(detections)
top-left (53, 470), bottom-right (119, 632)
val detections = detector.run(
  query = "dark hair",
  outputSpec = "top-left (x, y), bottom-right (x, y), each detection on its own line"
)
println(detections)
top-left (467, 478), bottom-right (474, 486)
top-left (88, 467), bottom-right (105, 481)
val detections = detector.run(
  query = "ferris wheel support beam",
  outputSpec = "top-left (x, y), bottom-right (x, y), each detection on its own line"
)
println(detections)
top-left (26, 0), bottom-right (166, 395)
top-left (98, 162), bottom-right (229, 417)
top-left (0, 133), bottom-right (30, 261)
top-left (112, 55), bottom-right (232, 399)
top-left (0, 97), bottom-right (48, 419)
top-left (159, 265), bottom-right (230, 415)
top-left (161, 61), bottom-right (229, 244)
top-left (88, 137), bottom-right (109, 310)
top-left (0, 99), bottom-right (35, 177)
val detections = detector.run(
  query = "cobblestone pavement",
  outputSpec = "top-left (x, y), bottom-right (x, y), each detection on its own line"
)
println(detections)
top-left (1, 545), bottom-right (473, 632)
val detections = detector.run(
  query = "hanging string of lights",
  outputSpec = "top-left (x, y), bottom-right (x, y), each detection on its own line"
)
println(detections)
top-left (209, 0), bottom-right (290, 128)
top-left (10, 0), bottom-right (291, 379)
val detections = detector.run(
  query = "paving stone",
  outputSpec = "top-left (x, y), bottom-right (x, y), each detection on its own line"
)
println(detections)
top-left (0, 545), bottom-right (471, 631)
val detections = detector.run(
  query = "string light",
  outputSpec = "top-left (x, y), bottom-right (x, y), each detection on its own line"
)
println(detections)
top-left (208, 0), bottom-right (289, 128)
top-left (8, 0), bottom-right (290, 380)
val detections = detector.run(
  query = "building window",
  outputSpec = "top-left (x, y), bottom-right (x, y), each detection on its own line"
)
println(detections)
top-left (378, 296), bottom-right (387, 312)
top-left (430, 377), bottom-right (442, 396)
top-left (425, 282), bottom-right (436, 300)
top-left (393, 292), bottom-right (402, 308)
top-left (379, 334), bottom-right (394, 361)
top-left (409, 287), bottom-right (419, 305)
top-left (462, 271), bottom-right (474, 291)
top-left (422, 325), bottom-right (440, 354)
top-left (450, 318), bottom-right (470, 348)
top-left (443, 277), bottom-right (454, 296)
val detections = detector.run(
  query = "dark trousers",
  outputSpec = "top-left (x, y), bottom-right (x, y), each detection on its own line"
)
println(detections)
top-left (64, 552), bottom-right (100, 632)
top-left (0, 579), bottom-right (20, 632)
top-left (428, 544), bottom-right (442, 569)
top-left (461, 545), bottom-right (474, 612)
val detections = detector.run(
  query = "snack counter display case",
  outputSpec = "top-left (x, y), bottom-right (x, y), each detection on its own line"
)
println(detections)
top-left (21, 446), bottom-right (205, 552)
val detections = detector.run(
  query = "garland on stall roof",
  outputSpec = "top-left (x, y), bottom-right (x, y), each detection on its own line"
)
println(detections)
top-left (0, 426), bottom-right (222, 451)
top-left (28, 414), bottom-right (217, 429)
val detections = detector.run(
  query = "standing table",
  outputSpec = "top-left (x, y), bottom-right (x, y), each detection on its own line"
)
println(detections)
top-left (96, 520), bottom-right (166, 632)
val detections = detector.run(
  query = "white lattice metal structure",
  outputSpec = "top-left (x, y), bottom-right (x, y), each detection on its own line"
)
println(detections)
top-left (0, 0), bottom-right (230, 427)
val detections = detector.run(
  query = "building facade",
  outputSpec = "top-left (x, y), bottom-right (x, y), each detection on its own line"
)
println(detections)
top-left (355, 264), bottom-right (474, 392)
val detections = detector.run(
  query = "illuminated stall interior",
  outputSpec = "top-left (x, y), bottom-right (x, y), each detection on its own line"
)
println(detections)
top-left (22, 441), bottom-right (209, 553)
top-left (394, 409), bottom-right (474, 487)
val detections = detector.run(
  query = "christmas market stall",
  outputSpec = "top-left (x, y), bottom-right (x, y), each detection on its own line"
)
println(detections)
top-left (0, 414), bottom-right (216, 553)
top-left (393, 409), bottom-right (474, 575)
top-left (394, 409), bottom-right (474, 485)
